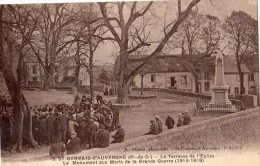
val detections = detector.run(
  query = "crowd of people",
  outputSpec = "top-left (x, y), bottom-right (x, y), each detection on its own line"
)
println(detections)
top-left (29, 95), bottom-right (125, 157)
top-left (0, 95), bottom-right (13, 148)
top-left (1, 93), bottom-right (192, 159)
top-left (145, 111), bottom-right (192, 135)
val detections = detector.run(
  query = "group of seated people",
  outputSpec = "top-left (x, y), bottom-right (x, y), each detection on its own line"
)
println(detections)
top-left (145, 111), bottom-right (191, 135)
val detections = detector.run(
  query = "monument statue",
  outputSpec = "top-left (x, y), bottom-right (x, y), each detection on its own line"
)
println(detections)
top-left (206, 53), bottom-right (237, 112)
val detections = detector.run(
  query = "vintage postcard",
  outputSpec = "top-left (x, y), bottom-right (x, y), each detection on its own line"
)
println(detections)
top-left (0, 0), bottom-right (259, 166)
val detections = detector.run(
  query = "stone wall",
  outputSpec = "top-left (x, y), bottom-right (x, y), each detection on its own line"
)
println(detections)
top-left (132, 88), bottom-right (258, 108)
top-left (123, 108), bottom-right (260, 151)
top-left (101, 107), bottom-right (260, 153)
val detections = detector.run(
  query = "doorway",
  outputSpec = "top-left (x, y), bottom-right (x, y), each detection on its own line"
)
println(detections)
top-left (171, 77), bottom-right (176, 87)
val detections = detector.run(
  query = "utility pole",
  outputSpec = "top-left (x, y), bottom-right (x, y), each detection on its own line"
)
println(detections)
top-left (178, 0), bottom-right (182, 17)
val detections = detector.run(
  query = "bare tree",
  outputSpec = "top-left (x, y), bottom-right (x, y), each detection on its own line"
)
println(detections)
top-left (0, 5), bottom-right (38, 153)
top-left (99, 0), bottom-right (201, 103)
top-left (71, 3), bottom-right (111, 99)
top-left (28, 4), bottom-right (76, 90)
top-left (223, 11), bottom-right (257, 94)
top-left (8, 5), bottom-right (38, 85)
top-left (167, 11), bottom-right (222, 93)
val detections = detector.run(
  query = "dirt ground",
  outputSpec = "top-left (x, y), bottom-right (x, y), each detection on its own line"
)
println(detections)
top-left (2, 89), bottom-right (217, 159)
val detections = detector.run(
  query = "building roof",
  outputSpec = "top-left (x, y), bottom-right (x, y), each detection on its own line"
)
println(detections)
top-left (127, 55), bottom-right (189, 74)
top-left (244, 54), bottom-right (259, 73)
top-left (223, 56), bottom-right (250, 73)
top-left (124, 54), bottom-right (250, 75)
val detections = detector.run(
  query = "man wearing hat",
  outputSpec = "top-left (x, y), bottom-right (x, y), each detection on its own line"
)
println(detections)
top-left (145, 120), bottom-right (159, 135)
top-left (177, 114), bottom-right (184, 127)
top-left (32, 111), bottom-right (40, 144)
top-left (183, 111), bottom-right (191, 125)
top-left (46, 112), bottom-right (55, 145)
top-left (155, 115), bottom-right (163, 133)
top-left (95, 124), bottom-right (109, 148)
top-left (111, 124), bottom-right (125, 143)
top-left (88, 119), bottom-right (98, 149)
top-left (165, 114), bottom-right (175, 129)
top-left (77, 117), bottom-right (87, 149)
top-left (57, 111), bottom-right (68, 142)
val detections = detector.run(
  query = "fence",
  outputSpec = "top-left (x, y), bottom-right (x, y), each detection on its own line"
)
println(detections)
top-left (195, 98), bottom-right (243, 115)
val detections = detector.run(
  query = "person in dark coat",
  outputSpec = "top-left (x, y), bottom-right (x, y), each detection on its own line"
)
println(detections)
top-left (46, 113), bottom-right (55, 145)
top-left (49, 137), bottom-right (66, 159)
top-left (77, 118), bottom-right (87, 148)
top-left (32, 112), bottom-right (40, 143)
top-left (111, 125), bottom-right (125, 143)
top-left (155, 115), bottom-right (163, 133)
top-left (88, 119), bottom-right (98, 149)
top-left (57, 112), bottom-right (68, 142)
top-left (111, 107), bottom-right (120, 131)
top-left (183, 111), bottom-right (191, 125)
top-left (145, 120), bottom-right (159, 135)
top-left (105, 110), bottom-right (113, 131)
top-left (95, 124), bottom-right (109, 148)
top-left (177, 114), bottom-right (184, 127)
top-left (39, 115), bottom-right (47, 145)
top-left (66, 135), bottom-right (81, 155)
top-left (165, 115), bottom-right (175, 129)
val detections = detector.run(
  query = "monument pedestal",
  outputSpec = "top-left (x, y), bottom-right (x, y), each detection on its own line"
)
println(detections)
top-left (204, 54), bottom-right (237, 113)
top-left (209, 85), bottom-right (231, 105)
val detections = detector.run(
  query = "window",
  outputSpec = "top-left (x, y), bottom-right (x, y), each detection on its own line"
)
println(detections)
top-left (249, 73), bottom-right (255, 81)
top-left (32, 65), bottom-right (37, 74)
top-left (234, 87), bottom-right (239, 94)
top-left (181, 76), bottom-right (188, 84)
top-left (151, 74), bottom-right (156, 82)
top-left (228, 87), bottom-right (231, 93)
top-left (205, 82), bottom-right (210, 91)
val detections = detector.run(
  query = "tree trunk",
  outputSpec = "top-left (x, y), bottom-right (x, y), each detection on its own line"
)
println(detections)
top-left (89, 64), bottom-right (94, 100)
top-left (0, 6), bottom-right (38, 153)
top-left (117, 83), bottom-right (129, 104)
top-left (141, 74), bottom-right (144, 95)
top-left (194, 74), bottom-right (200, 93)
top-left (43, 67), bottom-right (53, 90)
top-left (3, 65), bottom-right (38, 153)
top-left (17, 52), bottom-right (25, 85)
top-left (117, 72), bottom-right (133, 104)
top-left (74, 40), bottom-right (80, 88)
top-left (74, 65), bottom-right (80, 87)
top-left (237, 65), bottom-right (245, 95)
top-left (23, 99), bottom-right (38, 148)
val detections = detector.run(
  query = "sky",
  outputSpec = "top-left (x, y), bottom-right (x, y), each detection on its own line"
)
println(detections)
top-left (0, 0), bottom-right (258, 65)
top-left (94, 0), bottom-right (258, 65)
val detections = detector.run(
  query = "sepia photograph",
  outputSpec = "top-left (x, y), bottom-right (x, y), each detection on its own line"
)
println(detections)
top-left (0, 0), bottom-right (259, 166)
